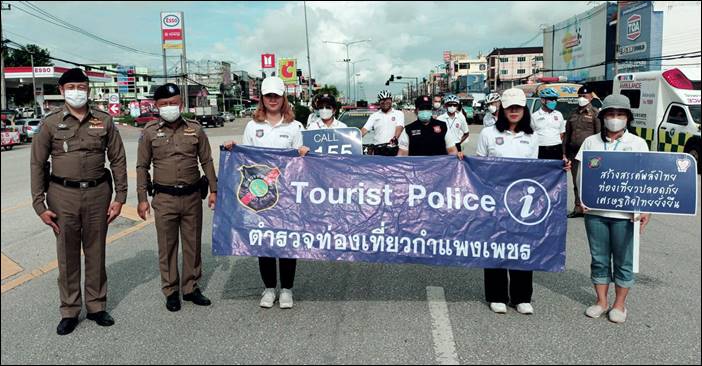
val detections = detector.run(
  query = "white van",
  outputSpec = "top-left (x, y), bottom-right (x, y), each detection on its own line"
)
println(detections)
top-left (613, 68), bottom-right (701, 169)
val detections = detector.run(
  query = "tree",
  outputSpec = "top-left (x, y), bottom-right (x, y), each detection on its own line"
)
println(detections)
top-left (313, 84), bottom-right (339, 98)
top-left (6, 44), bottom-right (53, 67)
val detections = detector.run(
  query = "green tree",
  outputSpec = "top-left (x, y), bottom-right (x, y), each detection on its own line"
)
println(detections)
top-left (313, 84), bottom-right (339, 98)
top-left (5, 44), bottom-right (53, 67)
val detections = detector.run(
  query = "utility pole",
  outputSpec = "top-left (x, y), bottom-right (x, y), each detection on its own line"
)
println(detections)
top-left (1, 2), bottom-right (11, 110)
top-left (304, 1), bottom-right (313, 102)
top-left (323, 39), bottom-right (371, 104)
top-left (30, 53), bottom-right (37, 112)
top-left (181, 12), bottom-right (189, 111)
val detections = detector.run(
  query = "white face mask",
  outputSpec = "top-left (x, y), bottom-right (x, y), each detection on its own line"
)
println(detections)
top-left (578, 97), bottom-right (590, 107)
top-left (319, 108), bottom-right (334, 120)
top-left (447, 106), bottom-right (457, 114)
top-left (433, 102), bottom-right (442, 109)
top-left (64, 89), bottom-right (88, 108)
top-left (604, 117), bottom-right (627, 132)
top-left (488, 105), bottom-right (498, 114)
top-left (159, 105), bottom-right (181, 122)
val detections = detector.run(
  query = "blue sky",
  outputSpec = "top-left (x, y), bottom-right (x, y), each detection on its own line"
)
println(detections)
top-left (3, 1), bottom-right (598, 98)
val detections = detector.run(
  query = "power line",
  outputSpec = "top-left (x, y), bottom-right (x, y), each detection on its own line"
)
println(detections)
top-left (11, 1), bottom-right (161, 58)
top-left (3, 29), bottom-right (103, 64)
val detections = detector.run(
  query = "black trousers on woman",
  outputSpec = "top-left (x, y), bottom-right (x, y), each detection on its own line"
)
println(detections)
top-left (484, 268), bottom-right (533, 304)
top-left (259, 257), bottom-right (297, 289)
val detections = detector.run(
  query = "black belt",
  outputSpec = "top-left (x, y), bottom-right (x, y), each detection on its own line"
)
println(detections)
top-left (50, 173), bottom-right (109, 189)
top-left (153, 182), bottom-right (199, 196)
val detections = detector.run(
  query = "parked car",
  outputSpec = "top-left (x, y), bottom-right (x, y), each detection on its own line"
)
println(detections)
top-left (15, 118), bottom-right (42, 142)
top-left (1, 122), bottom-right (21, 150)
top-left (199, 114), bottom-right (224, 128)
top-left (134, 112), bottom-right (160, 126)
top-left (219, 112), bottom-right (235, 122)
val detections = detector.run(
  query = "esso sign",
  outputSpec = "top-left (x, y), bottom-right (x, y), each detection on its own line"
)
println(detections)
top-left (163, 15), bottom-right (180, 28)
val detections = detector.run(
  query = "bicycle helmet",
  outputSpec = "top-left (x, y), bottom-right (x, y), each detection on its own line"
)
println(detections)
top-left (485, 92), bottom-right (501, 103)
top-left (377, 90), bottom-right (392, 101)
top-left (443, 94), bottom-right (460, 105)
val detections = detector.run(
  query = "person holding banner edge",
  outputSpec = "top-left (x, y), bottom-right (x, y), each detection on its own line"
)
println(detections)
top-left (575, 94), bottom-right (651, 324)
top-left (476, 88), bottom-right (571, 315)
top-left (398, 95), bottom-right (463, 159)
top-left (223, 76), bottom-right (309, 309)
top-left (305, 93), bottom-right (347, 130)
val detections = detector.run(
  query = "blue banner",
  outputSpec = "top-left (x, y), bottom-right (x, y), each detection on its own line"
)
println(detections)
top-left (580, 151), bottom-right (698, 215)
top-left (213, 146), bottom-right (568, 272)
top-left (302, 127), bottom-right (363, 155)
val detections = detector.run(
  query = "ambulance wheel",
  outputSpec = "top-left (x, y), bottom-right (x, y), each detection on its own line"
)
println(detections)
top-left (685, 145), bottom-right (700, 174)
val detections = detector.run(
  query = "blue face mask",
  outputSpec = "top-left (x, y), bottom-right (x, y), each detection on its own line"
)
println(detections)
top-left (546, 101), bottom-right (558, 110)
top-left (418, 110), bottom-right (432, 122)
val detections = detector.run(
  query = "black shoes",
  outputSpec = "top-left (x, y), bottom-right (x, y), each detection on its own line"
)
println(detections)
top-left (567, 210), bottom-right (585, 218)
top-left (86, 311), bottom-right (115, 326)
top-left (166, 292), bottom-right (181, 312)
top-left (183, 288), bottom-right (211, 306)
top-left (56, 317), bottom-right (79, 335)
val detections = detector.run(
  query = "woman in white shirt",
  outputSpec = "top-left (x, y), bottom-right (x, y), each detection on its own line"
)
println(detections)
top-left (223, 76), bottom-right (309, 310)
top-left (305, 93), bottom-right (347, 130)
top-left (575, 94), bottom-right (651, 324)
top-left (476, 88), bottom-right (571, 315)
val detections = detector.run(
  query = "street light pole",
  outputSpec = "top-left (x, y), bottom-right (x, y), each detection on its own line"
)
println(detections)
top-left (351, 59), bottom-right (368, 103)
top-left (323, 39), bottom-right (371, 104)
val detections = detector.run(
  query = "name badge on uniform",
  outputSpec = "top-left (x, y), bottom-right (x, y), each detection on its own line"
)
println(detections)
top-left (433, 126), bottom-right (441, 134)
top-left (157, 131), bottom-right (166, 138)
top-left (279, 134), bottom-right (289, 139)
top-left (58, 123), bottom-right (68, 130)
top-left (519, 140), bottom-right (530, 144)
top-left (88, 118), bottom-right (104, 129)
top-left (256, 129), bottom-right (264, 138)
top-left (411, 129), bottom-right (421, 136)
top-left (63, 141), bottom-right (69, 152)
top-left (495, 137), bottom-right (504, 145)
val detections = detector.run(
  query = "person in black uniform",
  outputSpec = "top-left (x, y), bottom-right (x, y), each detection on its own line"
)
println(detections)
top-left (397, 95), bottom-right (463, 158)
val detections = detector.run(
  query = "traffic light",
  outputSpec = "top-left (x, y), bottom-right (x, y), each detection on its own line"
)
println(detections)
top-left (385, 74), bottom-right (394, 86)
top-left (389, 74), bottom-right (395, 82)
top-left (296, 69), bottom-right (302, 77)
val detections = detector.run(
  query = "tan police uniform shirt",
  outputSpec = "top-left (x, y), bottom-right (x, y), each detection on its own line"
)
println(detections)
top-left (30, 106), bottom-right (128, 215)
top-left (136, 118), bottom-right (217, 203)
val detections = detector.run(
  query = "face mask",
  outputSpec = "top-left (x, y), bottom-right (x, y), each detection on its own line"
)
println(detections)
top-left (578, 97), bottom-right (590, 107)
top-left (546, 101), bottom-right (558, 110)
top-left (433, 102), bottom-right (441, 109)
top-left (488, 105), bottom-right (498, 114)
top-left (159, 105), bottom-right (181, 122)
top-left (447, 106), bottom-right (457, 114)
top-left (604, 117), bottom-right (627, 132)
top-left (418, 110), bottom-right (432, 122)
top-left (64, 90), bottom-right (88, 108)
top-left (319, 108), bottom-right (333, 120)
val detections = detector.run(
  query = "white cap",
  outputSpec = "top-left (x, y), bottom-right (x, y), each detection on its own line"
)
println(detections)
top-left (501, 88), bottom-right (527, 108)
top-left (261, 76), bottom-right (285, 96)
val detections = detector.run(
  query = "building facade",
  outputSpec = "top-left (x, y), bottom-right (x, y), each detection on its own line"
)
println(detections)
top-left (486, 47), bottom-right (544, 91)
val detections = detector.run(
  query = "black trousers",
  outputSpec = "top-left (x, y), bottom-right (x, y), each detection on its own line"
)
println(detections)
top-left (538, 144), bottom-right (563, 160)
top-left (484, 268), bottom-right (533, 304)
top-left (259, 257), bottom-right (297, 289)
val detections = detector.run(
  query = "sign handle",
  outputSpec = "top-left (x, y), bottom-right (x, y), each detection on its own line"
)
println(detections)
top-left (632, 210), bottom-right (640, 274)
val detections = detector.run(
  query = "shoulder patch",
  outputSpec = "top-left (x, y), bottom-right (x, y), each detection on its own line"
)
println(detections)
top-left (144, 120), bottom-right (161, 129)
top-left (184, 118), bottom-right (201, 126)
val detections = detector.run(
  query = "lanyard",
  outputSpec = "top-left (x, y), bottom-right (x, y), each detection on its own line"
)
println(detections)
top-left (605, 139), bottom-right (621, 151)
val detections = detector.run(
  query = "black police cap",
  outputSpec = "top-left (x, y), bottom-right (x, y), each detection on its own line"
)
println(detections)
top-left (58, 68), bottom-right (89, 85)
top-left (578, 85), bottom-right (592, 94)
top-left (415, 95), bottom-right (432, 109)
top-left (316, 93), bottom-right (336, 105)
top-left (154, 83), bottom-right (181, 100)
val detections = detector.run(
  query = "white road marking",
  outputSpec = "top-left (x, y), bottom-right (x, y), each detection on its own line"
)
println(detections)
top-left (426, 286), bottom-right (459, 365)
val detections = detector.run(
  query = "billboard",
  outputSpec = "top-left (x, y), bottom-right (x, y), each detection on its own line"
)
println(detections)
top-left (543, 3), bottom-right (611, 81)
top-left (161, 12), bottom-right (183, 42)
top-left (616, 1), bottom-right (663, 74)
top-left (261, 53), bottom-right (276, 69)
top-left (278, 58), bottom-right (297, 83)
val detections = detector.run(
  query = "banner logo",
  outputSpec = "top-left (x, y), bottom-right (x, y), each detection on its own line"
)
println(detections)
top-left (504, 179), bottom-right (551, 226)
top-left (237, 165), bottom-right (281, 212)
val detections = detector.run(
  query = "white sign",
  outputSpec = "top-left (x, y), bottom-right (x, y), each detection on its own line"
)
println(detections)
top-left (108, 93), bottom-right (120, 104)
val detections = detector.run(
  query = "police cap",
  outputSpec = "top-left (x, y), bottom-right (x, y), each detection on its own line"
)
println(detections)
top-left (58, 68), bottom-right (89, 85)
top-left (154, 83), bottom-right (181, 101)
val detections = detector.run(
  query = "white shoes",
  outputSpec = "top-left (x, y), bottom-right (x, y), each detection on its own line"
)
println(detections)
top-left (608, 308), bottom-right (627, 323)
top-left (279, 289), bottom-right (294, 309)
top-left (585, 304), bottom-right (608, 318)
top-left (490, 302), bottom-right (507, 314)
top-left (260, 288), bottom-right (277, 308)
top-left (516, 303), bottom-right (534, 315)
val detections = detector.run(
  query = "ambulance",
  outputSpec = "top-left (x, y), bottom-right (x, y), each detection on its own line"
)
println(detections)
top-left (613, 68), bottom-right (701, 170)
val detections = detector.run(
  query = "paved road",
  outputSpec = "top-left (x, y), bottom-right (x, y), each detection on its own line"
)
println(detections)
top-left (2, 115), bottom-right (700, 364)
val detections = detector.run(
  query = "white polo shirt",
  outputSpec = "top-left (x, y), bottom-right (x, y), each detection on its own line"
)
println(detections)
top-left (362, 109), bottom-right (405, 145)
top-left (575, 131), bottom-right (650, 219)
top-left (531, 108), bottom-right (566, 146)
top-left (437, 112), bottom-right (469, 142)
top-left (306, 118), bottom-right (348, 130)
top-left (476, 125), bottom-right (539, 159)
top-left (483, 113), bottom-right (497, 127)
top-left (242, 118), bottom-right (303, 148)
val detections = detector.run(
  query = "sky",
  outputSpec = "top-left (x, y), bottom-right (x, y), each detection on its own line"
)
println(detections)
top-left (2, 1), bottom-right (600, 99)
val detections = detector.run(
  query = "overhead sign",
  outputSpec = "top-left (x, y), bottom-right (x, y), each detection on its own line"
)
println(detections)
top-left (580, 151), bottom-right (698, 215)
top-left (261, 53), bottom-right (276, 69)
top-left (161, 12), bottom-right (183, 41)
top-left (278, 58), bottom-right (297, 83)
top-left (213, 146), bottom-right (568, 272)
top-left (302, 128), bottom-right (363, 155)
top-left (617, 1), bottom-right (663, 73)
top-left (108, 103), bottom-right (121, 116)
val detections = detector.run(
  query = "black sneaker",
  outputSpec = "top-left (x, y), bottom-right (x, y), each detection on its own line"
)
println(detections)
top-left (56, 317), bottom-right (79, 335)
top-left (86, 311), bottom-right (115, 326)
top-left (183, 288), bottom-right (211, 306)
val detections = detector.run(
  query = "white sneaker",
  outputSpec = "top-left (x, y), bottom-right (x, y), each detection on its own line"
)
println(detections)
top-left (585, 304), bottom-right (608, 318)
top-left (490, 302), bottom-right (507, 314)
top-left (516, 303), bottom-right (534, 315)
top-left (279, 289), bottom-right (293, 309)
top-left (608, 308), bottom-right (627, 323)
top-left (260, 288), bottom-right (277, 308)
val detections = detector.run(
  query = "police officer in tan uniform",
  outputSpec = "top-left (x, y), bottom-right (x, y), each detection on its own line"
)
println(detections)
top-left (30, 68), bottom-right (128, 335)
top-left (136, 83), bottom-right (217, 312)
top-left (564, 85), bottom-right (600, 218)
